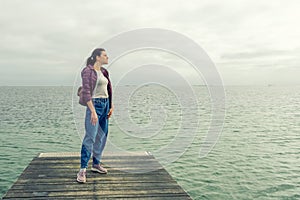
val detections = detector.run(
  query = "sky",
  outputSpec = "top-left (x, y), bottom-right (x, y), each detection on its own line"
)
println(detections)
top-left (0, 0), bottom-right (299, 86)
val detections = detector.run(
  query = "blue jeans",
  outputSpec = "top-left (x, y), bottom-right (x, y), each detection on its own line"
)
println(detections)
top-left (80, 98), bottom-right (109, 168)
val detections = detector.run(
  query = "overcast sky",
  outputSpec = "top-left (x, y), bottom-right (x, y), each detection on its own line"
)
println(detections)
top-left (0, 0), bottom-right (299, 86)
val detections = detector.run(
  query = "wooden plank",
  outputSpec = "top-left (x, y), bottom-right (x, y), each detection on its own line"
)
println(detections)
top-left (2, 152), bottom-right (192, 199)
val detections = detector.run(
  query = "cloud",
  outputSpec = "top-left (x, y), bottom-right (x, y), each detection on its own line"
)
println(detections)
top-left (0, 0), bottom-right (299, 85)
top-left (220, 48), bottom-right (300, 61)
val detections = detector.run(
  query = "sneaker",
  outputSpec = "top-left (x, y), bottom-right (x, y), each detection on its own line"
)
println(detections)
top-left (91, 164), bottom-right (108, 174)
top-left (77, 170), bottom-right (86, 183)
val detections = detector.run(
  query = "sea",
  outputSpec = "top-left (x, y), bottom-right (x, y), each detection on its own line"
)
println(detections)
top-left (0, 85), bottom-right (299, 199)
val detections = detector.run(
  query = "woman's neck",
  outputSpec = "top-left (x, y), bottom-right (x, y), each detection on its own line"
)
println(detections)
top-left (93, 63), bottom-right (102, 71)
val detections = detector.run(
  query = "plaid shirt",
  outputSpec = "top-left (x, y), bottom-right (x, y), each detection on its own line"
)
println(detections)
top-left (79, 65), bottom-right (112, 108)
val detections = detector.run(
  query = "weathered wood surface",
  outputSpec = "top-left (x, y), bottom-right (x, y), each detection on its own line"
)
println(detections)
top-left (3, 152), bottom-right (192, 199)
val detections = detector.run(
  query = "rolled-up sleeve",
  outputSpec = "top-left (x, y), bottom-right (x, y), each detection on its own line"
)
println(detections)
top-left (81, 68), bottom-right (92, 104)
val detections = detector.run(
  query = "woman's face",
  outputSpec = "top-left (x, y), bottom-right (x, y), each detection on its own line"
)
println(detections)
top-left (96, 51), bottom-right (109, 65)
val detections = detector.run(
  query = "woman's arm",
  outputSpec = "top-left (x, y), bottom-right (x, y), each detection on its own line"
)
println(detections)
top-left (81, 67), bottom-right (93, 105)
top-left (107, 104), bottom-right (114, 119)
top-left (86, 100), bottom-right (98, 126)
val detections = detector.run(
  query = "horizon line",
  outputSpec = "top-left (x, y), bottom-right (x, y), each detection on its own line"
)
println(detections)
top-left (0, 84), bottom-right (299, 87)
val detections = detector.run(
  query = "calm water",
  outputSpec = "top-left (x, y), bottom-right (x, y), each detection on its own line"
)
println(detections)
top-left (0, 86), bottom-right (299, 199)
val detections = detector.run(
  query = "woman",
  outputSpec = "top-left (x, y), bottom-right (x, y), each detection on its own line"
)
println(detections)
top-left (77, 48), bottom-right (113, 183)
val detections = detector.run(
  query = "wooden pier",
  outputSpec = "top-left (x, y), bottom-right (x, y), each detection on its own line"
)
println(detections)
top-left (3, 152), bottom-right (192, 199)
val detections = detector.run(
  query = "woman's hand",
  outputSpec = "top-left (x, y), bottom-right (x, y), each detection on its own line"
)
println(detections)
top-left (107, 106), bottom-right (114, 119)
top-left (91, 111), bottom-right (98, 126)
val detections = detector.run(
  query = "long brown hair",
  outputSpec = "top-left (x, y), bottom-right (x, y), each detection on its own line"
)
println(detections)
top-left (86, 48), bottom-right (105, 66)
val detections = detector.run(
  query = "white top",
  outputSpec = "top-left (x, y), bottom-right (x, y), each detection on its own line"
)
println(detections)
top-left (92, 70), bottom-right (109, 98)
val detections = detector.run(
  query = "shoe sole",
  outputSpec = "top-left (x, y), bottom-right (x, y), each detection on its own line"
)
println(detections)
top-left (76, 178), bottom-right (86, 183)
top-left (91, 167), bottom-right (107, 174)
